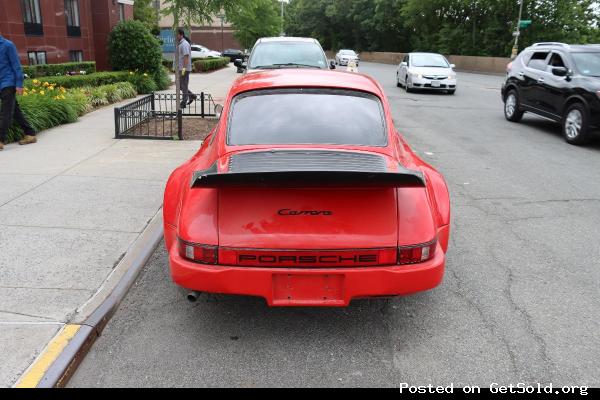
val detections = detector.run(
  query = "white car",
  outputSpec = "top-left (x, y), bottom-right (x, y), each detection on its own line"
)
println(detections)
top-left (396, 52), bottom-right (457, 94)
top-left (335, 49), bottom-right (359, 66)
top-left (190, 44), bottom-right (222, 59)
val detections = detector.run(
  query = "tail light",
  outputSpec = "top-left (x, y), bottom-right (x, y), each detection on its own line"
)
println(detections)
top-left (398, 239), bottom-right (437, 265)
top-left (178, 238), bottom-right (218, 264)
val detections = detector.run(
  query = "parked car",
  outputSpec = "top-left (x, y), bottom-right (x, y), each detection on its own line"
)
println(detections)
top-left (190, 44), bottom-right (221, 59)
top-left (234, 37), bottom-right (334, 73)
top-left (335, 49), bottom-right (360, 66)
top-left (163, 69), bottom-right (451, 307)
top-left (396, 52), bottom-right (457, 94)
top-left (502, 42), bottom-right (600, 145)
top-left (222, 49), bottom-right (244, 62)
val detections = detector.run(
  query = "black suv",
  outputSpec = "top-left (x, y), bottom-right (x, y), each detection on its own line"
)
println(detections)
top-left (501, 42), bottom-right (600, 145)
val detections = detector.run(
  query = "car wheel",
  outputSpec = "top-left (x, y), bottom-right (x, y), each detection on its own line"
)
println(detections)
top-left (563, 103), bottom-right (591, 145)
top-left (448, 89), bottom-right (456, 95)
top-left (504, 90), bottom-right (524, 122)
top-left (396, 73), bottom-right (401, 88)
top-left (405, 76), bottom-right (413, 93)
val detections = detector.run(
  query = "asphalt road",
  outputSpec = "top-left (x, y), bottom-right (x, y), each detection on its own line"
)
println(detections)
top-left (69, 62), bottom-right (600, 388)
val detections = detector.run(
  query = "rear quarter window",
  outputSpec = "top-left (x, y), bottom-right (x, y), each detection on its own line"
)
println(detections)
top-left (227, 89), bottom-right (387, 147)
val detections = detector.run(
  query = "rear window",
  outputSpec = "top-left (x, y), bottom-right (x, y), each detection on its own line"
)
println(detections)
top-left (227, 89), bottom-right (387, 146)
top-left (249, 42), bottom-right (328, 69)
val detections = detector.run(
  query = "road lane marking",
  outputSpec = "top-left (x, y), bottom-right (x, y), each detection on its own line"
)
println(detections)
top-left (14, 324), bottom-right (81, 388)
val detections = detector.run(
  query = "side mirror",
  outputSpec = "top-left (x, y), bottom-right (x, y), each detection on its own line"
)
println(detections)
top-left (450, 64), bottom-right (456, 69)
top-left (330, 60), bottom-right (336, 70)
top-left (214, 104), bottom-right (224, 119)
top-left (552, 66), bottom-right (569, 77)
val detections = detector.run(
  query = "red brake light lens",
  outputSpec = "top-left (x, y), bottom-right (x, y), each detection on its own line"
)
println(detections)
top-left (178, 239), bottom-right (218, 264)
top-left (398, 240), bottom-right (437, 265)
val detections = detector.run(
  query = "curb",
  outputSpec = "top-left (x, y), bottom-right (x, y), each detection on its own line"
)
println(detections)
top-left (21, 211), bottom-right (164, 388)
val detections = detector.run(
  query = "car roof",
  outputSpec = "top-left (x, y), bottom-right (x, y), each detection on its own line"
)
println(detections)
top-left (257, 37), bottom-right (319, 44)
top-left (409, 52), bottom-right (444, 56)
top-left (230, 69), bottom-right (384, 98)
top-left (525, 43), bottom-right (600, 53)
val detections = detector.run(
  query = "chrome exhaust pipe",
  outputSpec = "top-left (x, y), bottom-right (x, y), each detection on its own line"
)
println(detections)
top-left (186, 291), bottom-right (201, 302)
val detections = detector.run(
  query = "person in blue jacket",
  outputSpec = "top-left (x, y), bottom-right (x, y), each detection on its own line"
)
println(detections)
top-left (0, 34), bottom-right (36, 151)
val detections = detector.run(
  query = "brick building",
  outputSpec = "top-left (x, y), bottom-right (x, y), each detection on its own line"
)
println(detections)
top-left (0, 0), bottom-right (135, 71)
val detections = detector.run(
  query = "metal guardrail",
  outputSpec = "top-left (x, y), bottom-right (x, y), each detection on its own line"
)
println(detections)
top-left (114, 92), bottom-right (217, 140)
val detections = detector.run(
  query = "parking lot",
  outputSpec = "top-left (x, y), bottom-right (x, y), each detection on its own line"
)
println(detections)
top-left (69, 62), bottom-right (600, 388)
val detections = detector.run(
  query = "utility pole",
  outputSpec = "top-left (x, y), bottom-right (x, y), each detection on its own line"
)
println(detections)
top-left (217, 13), bottom-right (225, 52)
top-left (279, 0), bottom-right (288, 36)
top-left (511, 0), bottom-right (525, 59)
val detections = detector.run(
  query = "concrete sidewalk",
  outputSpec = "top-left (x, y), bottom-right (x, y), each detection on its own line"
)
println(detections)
top-left (0, 65), bottom-right (238, 387)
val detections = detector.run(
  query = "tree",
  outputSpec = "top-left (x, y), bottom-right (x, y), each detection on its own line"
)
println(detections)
top-left (134, 0), bottom-right (160, 35)
top-left (228, 0), bottom-right (281, 49)
top-left (160, 0), bottom-right (241, 138)
top-left (285, 0), bottom-right (600, 57)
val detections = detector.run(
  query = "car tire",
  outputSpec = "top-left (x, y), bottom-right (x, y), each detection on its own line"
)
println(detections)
top-left (562, 103), bottom-right (591, 146)
top-left (405, 76), bottom-right (413, 93)
top-left (504, 90), bottom-right (524, 122)
top-left (396, 73), bottom-right (402, 88)
top-left (448, 89), bottom-right (456, 95)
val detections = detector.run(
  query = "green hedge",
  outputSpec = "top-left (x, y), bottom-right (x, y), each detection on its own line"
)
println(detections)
top-left (5, 82), bottom-right (137, 143)
top-left (22, 62), bottom-right (97, 78)
top-left (25, 72), bottom-right (130, 89)
top-left (23, 71), bottom-right (167, 94)
top-left (192, 57), bottom-right (230, 73)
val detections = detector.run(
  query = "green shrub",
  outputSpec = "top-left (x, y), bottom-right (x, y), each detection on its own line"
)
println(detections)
top-left (7, 93), bottom-right (79, 143)
top-left (162, 59), bottom-right (173, 70)
top-left (114, 82), bottom-right (138, 100)
top-left (153, 66), bottom-right (172, 90)
top-left (23, 62), bottom-right (96, 78)
top-left (24, 72), bottom-right (159, 94)
top-left (24, 72), bottom-right (131, 89)
top-left (108, 20), bottom-right (163, 74)
top-left (126, 72), bottom-right (157, 94)
top-left (5, 82), bottom-right (138, 143)
top-left (192, 57), bottom-right (230, 73)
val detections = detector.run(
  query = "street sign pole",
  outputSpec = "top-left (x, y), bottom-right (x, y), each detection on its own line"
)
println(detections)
top-left (512, 0), bottom-right (525, 59)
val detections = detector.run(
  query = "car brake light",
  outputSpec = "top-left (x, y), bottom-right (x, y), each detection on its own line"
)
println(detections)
top-left (398, 240), bottom-right (437, 265)
top-left (178, 238), bottom-right (218, 264)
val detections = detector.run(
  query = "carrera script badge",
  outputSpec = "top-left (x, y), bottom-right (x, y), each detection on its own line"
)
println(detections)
top-left (278, 209), bottom-right (333, 216)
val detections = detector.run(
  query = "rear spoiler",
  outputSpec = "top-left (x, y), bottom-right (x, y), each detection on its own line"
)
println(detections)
top-left (191, 163), bottom-right (426, 188)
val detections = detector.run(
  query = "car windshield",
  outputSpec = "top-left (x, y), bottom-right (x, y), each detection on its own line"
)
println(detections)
top-left (411, 54), bottom-right (449, 68)
top-left (228, 89), bottom-right (387, 146)
top-left (249, 42), bottom-right (328, 69)
top-left (571, 52), bottom-right (600, 77)
top-left (340, 50), bottom-right (356, 55)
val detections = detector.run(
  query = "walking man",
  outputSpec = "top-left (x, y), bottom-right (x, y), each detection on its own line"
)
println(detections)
top-left (176, 28), bottom-right (196, 109)
top-left (0, 34), bottom-right (36, 151)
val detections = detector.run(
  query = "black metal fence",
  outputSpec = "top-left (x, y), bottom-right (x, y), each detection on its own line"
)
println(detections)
top-left (114, 92), bottom-right (218, 140)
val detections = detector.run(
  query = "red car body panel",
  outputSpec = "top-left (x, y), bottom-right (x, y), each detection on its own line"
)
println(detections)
top-left (163, 69), bottom-right (451, 307)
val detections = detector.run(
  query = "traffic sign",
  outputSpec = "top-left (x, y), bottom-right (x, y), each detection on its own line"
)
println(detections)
top-left (519, 20), bottom-right (532, 29)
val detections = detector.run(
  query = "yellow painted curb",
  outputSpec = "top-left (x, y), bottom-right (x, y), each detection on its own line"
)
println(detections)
top-left (15, 324), bottom-right (81, 388)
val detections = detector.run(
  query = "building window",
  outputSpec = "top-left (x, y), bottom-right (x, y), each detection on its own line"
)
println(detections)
top-left (69, 50), bottom-right (84, 62)
top-left (21, 0), bottom-right (43, 36)
top-left (28, 51), bottom-right (47, 65)
top-left (65, 0), bottom-right (81, 37)
top-left (119, 3), bottom-right (125, 21)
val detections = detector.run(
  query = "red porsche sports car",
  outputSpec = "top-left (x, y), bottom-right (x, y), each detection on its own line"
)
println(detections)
top-left (163, 69), bottom-right (450, 307)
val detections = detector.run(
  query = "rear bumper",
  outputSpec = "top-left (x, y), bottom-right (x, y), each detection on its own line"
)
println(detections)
top-left (167, 244), bottom-right (445, 307)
